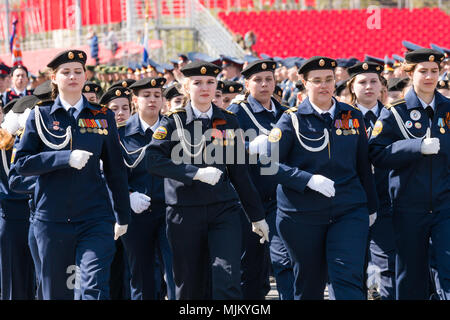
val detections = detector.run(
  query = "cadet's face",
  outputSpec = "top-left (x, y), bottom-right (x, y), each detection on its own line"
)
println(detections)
top-left (12, 69), bottom-right (29, 90)
top-left (352, 73), bottom-right (381, 107)
top-left (222, 93), bottom-right (238, 109)
top-left (135, 88), bottom-right (163, 119)
top-left (169, 96), bottom-right (184, 109)
top-left (0, 76), bottom-right (9, 92)
top-left (303, 69), bottom-right (335, 108)
top-left (108, 97), bottom-right (131, 123)
top-left (335, 67), bottom-right (349, 82)
top-left (186, 76), bottom-right (216, 108)
top-left (212, 90), bottom-right (223, 109)
top-left (83, 92), bottom-right (97, 103)
top-left (246, 71), bottom-right (275, 104)
top-left (52, 62), bottom-right (86, 95)
top-left (410, 62), bottom-right (439, 96)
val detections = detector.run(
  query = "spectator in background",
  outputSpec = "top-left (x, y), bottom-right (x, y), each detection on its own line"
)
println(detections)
top-left (105, 27), bottom-right (119, 57)
top-left (87, 27), bottom-right (100, 65)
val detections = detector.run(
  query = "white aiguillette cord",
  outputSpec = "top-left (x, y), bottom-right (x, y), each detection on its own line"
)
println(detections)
top-left (290, 112), bottom-right (329, 152)
top-left (119, 140), bottom-right (151, 169)
top-left (240, 102), bottom-right (270, 136)
top-left (1, 149), bottom-right (9, 176)
top-left (34, 106), bottom-right (72, 150)
top-left (173, 113), bottom-right (205, 158)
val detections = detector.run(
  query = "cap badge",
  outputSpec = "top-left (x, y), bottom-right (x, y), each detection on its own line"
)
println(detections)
top-left (151, 79), bottom-right (157, 86)
top-left (362, 63), bottom-right (369, 70)
top-left (122, 81), bottom-right (127, 87)
top-left (229, 86), bottom-right (234, 93)
top-left (331, 61), bottom-right (336, 67)
top-left (115, 90), bottom-right (121, 96)
top-left (261, 63), bottom-right (267, 70)
top-left (319, 59), bottom-right (325, 67)
top-left (68, 52), bottom-right (74, 60)
top-left (200, 67), bottom-right (207, 75)
top-left (78, 53), bottom-right (84, 59)
top-left (84, 85), bottom-right (90, 92)
top-left (429, 55), bottom-right (435, 62)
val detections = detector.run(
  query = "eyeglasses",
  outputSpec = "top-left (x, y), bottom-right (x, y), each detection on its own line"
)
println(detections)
top-left (306, 78), bottom-right (335, 86)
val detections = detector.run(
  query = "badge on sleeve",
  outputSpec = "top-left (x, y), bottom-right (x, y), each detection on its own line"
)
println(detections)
top-left (372, 120), bottom-right (383, 137)
top-left (268, 128), bottom-right (282, 142)
top-left (153, 126), bottom-right (168, 140)
top-left (410, 110), bottom-right (421, 121)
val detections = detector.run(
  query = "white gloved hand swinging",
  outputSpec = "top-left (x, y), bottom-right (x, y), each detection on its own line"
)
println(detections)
top-left (193, 167), bottom-right (223, 186)
top-left (248, 135), bottom-right (269, 155)
top-left (114, 223), bottom-right (128, 240)
top-left (252, 219), bottom-right (270, 244)
top-left (307, 174), bottom-right (336, 198)
top-left (1, 112), bottom-right (21, 135)
top-left (129, 191), bottom-right (151, 214)
top-left (69, 150), bottom-right (93, 170)
top-left (421, 138), bottom-right (440, 155)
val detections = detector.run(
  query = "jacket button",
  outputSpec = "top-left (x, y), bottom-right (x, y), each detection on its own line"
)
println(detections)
top-left (67, 218), bottom-right (71, 222)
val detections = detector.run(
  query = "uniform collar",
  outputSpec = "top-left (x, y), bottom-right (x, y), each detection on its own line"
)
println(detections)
top-left (139, 115), bottom-right (160, 133)
top-left (417, 95), bottom-right (436, 111)
top-left (309, 98), bottom-right (336, 118)
top-left (125, 113), bottom-right (160, 137)
top-left (50, 95), bottom-right (88, 117)
top-left (298, 97), bottom-right (351, 118)
top-left (12, 87), bottom-right (27, 96)
top-left (191, 101), bottom-right (213, 119)
top-left (356, 101), bottom-right (380, 117)
top-left (185, 101), bottom-right (225, 125)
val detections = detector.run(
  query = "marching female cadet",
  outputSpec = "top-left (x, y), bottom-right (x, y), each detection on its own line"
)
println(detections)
top-left (257, 56), bottom-right (378, 300)
top-left (115, 77), bottom-right (175, 300)
top-left (369, 48), bottom-right (450, 300)
top-left (228, 59), bottom-right (294, 300)
top-left (13, 50), bottom-right (131, 300)
top-left (82, 81), bottom-right (102, 103)
top-left (0, 97), bottom-right (35, 299)
top-left (347, 61), bottom-right (396, 300)
top-left (145, 60), bottom-right (269, 300)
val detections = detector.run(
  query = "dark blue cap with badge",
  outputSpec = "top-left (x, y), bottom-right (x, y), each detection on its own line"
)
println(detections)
top-left (241, 59), bottom-right (276, 79)
top-left (298, 56), bottom-right (337, 75)
top-left (164, 84), bottom-right (183, 100)
top-left (405, 48), bottom-right (444, 64)
top-left (348, 62), bottom-right (383, 78)
top-left (180, 60), bottom-right (222, 77)
top-left (274, 85), bottom-right (283, 98)
top-left (364, 54), bottom-right (384, 66)
top-left (82, 81), bottom-right (102, 94)
top-left (99, 86), bottom-right (131, 105)
top-left (47, 49), bottom-right (87, 69)
top-left (110, 79), bottom-right (136, 89)
top-left (222, 80), bottom-right (243, 94)
top-left (129, 77), bottom-right (167, 93)
top-left (221, 55), bottom-right (244, 68)
top-left (216, 80), bottom-right (225, 92)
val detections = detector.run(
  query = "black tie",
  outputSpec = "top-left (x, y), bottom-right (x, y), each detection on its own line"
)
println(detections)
top-left (365, 110), bottom-right (377, 127)
top-left (322, 112), bottom-right (333, 128)
top-left (145, 128), bottom-right (153, 140)
top-left (198, 113), bottom-right (210, 129)
top-left (425, 105), bottom-right (434, 121)
top-left (68, 107), bottom-right (76, 119)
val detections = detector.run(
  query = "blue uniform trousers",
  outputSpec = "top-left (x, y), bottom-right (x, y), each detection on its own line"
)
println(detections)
top-left (34, 218), bottom-right (115, 300)
top-left (368, 210), bottom-right (396, 300)
top-left (239, 207), bottom-right (270, 300)
top-left (28, 219), bottom-right (42, 300)
top-left (121, 205), bottom-right (166, 300)
top-left (109, 238), bottom-right (130, 300)
top-left (277, 207), bottom-right (369, 300)
top-left (266, 200), bottom-right (294, 300)
top-left (0, 216), bottom-right (34, 300)
top-left (167, 201), bottom-right (242, 300)
top-left (155, 218), bottom-right (175, 300)
top-left (393, 209), bottom-right (450, 300)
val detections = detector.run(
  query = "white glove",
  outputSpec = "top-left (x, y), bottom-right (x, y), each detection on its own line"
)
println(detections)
top-left (69, 150), bottom-right (93, 170)
top-left (18, 108), bottom-right (31, 129)
top-left (369, 212), bottom-right (377, 227)
top-left (421, 138), bottom-right (440, 155)
top-left (129, 191), bottom-right (151, 214)
top-left (114, 223), bottom-right (128, 240)
top-left (307, 174), bottom-right (336, 197)
top-left (252, 219), bottom-right (270, 244)
top-left (249, 135), bottom-right (268, 155)
top-left (193, 167), bottom-right (223, 186)
top-left (1, 112), bottom-right (20, 135)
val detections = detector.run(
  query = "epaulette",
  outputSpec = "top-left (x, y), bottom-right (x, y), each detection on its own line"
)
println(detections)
top-left (385, 99), bottom-right (405, 110)
top-left (116, 121), bottom-right (127, 128)
top-left (233, 99), bottom-right (247, 106)
top-left (36, 99), bottom-right (54, 106)
top-left (280, 104), bottom-right (290, 111)
top-left (350, 104), bottom-right (360, 111)
top-left (285, 107), bottom-right (298, 114)
top-left (222, 109), bottom-right (236, 116)
top-left (166, 108), bottom-right (186, 117)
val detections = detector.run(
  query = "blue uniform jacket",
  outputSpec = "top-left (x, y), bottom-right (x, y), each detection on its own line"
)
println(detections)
top-left (369, 89), bottom-right (450, 213)
top-left (13, 96), bottom-right (131, 225)
top-left (145, 102), bottom-right (265, 222)
top-left (268, 97), bottom-right (378, 215)
top-left (118, 113), bottom-right (165, 210)
top-left (227, 95), bottom-right (288, 202)
top-left (363, 101), bottom-right (392, 216)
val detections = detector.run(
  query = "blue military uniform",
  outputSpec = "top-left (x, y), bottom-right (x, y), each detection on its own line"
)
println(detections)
top-left (369, 87), bottom-right (450, 299)
top-left (227, 59), bottom-right (294, 300)
top-left (118, 110), bottom-right (174, 300)
top-left (14, 65), bottom-right (131, 301)
top-left (265, 56), bottom-right (378, 300)
top-left (145, 61), bottom-right (265, 302)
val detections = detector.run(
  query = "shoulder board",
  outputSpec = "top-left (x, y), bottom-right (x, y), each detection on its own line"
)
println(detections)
top-left (285, 107), bottom-right (298, 114)
top-left (280, 104), bottom-right (290, 111)
top-left (222, 109), bottom-right (236, 116)
top-left (166, 108), bottom-right (186, 117)
top-left (36, 99), bottom-right (54, 106)
top-left (116, 121), bottom-right (127, 128)
top-left (233, 99), bottom-right (247, 105)
top-left (385, 99), bottom-right (405, 110)
top-left (88, 102), bottom-right (104, 109)
top-left (350, 104), bottom-right (360, 111)
top-left (17, 128), bottom-right (24, 138)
